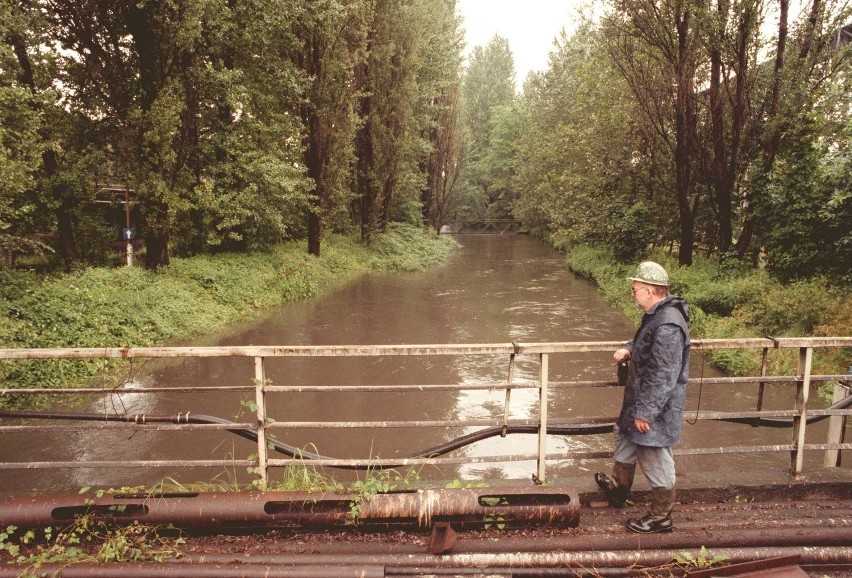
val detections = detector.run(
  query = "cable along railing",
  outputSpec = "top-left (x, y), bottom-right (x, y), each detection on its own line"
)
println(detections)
top-left (0, 337), bottom-right (849, 488)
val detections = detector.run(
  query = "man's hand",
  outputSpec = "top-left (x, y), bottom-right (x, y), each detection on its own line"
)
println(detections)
top-left (634, 417), bottom-right (650, 433)
top-left (613, 348), bottom-right (631, 363)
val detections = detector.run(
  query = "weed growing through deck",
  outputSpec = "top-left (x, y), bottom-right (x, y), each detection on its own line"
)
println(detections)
top-left (346, 466), bottom-right (421, 526)
top-left (673, 546), bottom-right (729, 569)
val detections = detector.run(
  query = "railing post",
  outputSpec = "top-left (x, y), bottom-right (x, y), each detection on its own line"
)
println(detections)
top-left (791, 347), bottom-right (813, 476)
top-left (537, 353), bottom-right (549, 483)
top-left (254, 356), bottom-right (269, 488)
top-left (824, 368), bottom-right (850, 467)
top-left (501, 353), bottom-right (515, 437)
top-left (756, 347), bottom-right (769, 411)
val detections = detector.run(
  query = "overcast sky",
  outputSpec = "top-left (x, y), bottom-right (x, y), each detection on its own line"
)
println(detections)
top-left (455, 0), bottom-right (805, 89)
top-left (456, 0), bottom-right (587, 87)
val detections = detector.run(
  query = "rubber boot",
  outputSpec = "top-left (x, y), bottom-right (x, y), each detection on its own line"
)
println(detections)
top-left (651, 487), bottom-right (675, 518)
top-left (626, 487), bottom-right (675, 534)
top-left (610, 461), bottom-right (635, 507)
top-left (594, 461), bottom-right (635, 508)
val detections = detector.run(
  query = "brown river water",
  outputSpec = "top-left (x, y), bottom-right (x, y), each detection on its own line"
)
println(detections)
top-left (0, 235), bottom-right (822, 495)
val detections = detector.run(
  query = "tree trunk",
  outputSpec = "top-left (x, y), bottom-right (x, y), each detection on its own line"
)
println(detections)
top-left (143, 195), bottom-right (170, 270)
top-left (736, 0), bottom-right (788, 257)
top-left (709, 42), bottom-right (733, 254)
top-left (55, 193), bottom-right (78, 270)
top-left (308, 208), bottom-right (322, 257)
top-left (126, 2), bottom-right (172, 269)
top-left (674, 7), bottom-right (695, 266)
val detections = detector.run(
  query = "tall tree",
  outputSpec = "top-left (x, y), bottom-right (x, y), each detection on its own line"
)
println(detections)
top-left (736, 0), bottom-right (850, 261)
top-left (457, 34), bottom-right (516, 220)
top-left (604, 0), bottom-right (704, 265)
top-left (514, 23), bottom-right (649, 259)
top-left (180, 0), bottom-right (310, 254)
top-left (418, 0), bottom-right (465, 231)
top-left (704, 0), bottom-right (763, 254)
top-left (295, 0), bottom-right (368, 257)
top-left (354, 0), bottom-right (425, 241)
top-left (38, 0), bottom-right (215, 268)
top-left (3, 0), bottom-right (79, 267)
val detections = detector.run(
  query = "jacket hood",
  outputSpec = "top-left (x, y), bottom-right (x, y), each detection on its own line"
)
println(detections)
top-left (655, 294), bottom-right (690, 323)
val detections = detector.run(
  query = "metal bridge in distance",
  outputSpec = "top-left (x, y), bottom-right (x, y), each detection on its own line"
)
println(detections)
top-left (446, 219), bottom-right (519, 234)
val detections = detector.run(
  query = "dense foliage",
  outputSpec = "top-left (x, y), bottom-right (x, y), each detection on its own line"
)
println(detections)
top-left (0, 0), bottom-right (464, 268)
top-left (465, 3), bottom-right (851, 283)
top-left (2, 0), bottom-right (849, 340)
top-left (453, 35), bottom-right (519, 221)
top-left (561, 243), bottom-right (851, 382)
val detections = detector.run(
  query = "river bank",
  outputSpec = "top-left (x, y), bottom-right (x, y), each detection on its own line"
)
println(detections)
top-left (0, 224), bottom-right (458, 406)
top-left (555, 242), bottom-right (851, 400)
top-left (2, 229), bottom-right (848, 404)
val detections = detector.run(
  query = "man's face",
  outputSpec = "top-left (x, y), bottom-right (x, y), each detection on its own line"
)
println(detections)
top-left (631, 282), bottom-right (652, 311)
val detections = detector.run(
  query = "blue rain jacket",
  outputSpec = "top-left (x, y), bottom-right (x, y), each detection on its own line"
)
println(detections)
top-left (618, 295), bottom-right (690, 447)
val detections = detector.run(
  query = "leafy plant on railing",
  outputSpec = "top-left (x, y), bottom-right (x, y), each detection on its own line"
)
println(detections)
top-left (245, 452), bottom-right (267, 491)
top-left (346, 466), bottom-right (421, 526)
top-left (673, 546), bottom-right (729, 570)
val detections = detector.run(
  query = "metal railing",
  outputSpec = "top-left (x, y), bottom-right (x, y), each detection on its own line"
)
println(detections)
top-left (0, 337), bottom-right (850, 488)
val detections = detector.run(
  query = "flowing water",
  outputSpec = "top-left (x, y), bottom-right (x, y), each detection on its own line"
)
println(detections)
top-left (0, 235), bottom-right (822, 494)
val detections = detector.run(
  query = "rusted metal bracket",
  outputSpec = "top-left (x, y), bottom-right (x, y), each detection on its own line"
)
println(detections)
top-left (428, 521), bottom-right (457, 554)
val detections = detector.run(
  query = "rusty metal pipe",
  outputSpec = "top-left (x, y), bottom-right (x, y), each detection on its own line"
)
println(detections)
top-left (1, 547), bottom-right (848, 577)
top-left (166, 546), bottom-right (852, 567)
top-left (0, 564), bottom-right (630, 578)
top-left (0, 487), bottom-right (580, 530)
top-left (0, 564), bottom-right (384, 578)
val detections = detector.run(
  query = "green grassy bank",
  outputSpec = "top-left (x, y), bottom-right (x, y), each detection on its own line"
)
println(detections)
top-left (557, 242), bottom-right (851, 399)
top-left (0, 224), bottom-right (458, 406)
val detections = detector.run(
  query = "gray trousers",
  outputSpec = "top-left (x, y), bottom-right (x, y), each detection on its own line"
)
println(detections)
top-left (613, 425), bottom-right (676, 490)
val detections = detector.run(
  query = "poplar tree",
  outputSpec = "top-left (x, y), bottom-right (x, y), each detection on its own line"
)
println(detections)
top-left (417, 0), bottom-right (465, 232)
top-left (458, 34), bottom-right (516, 220)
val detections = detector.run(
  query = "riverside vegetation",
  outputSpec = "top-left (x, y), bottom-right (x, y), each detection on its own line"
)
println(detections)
top-left (0, 224), bottom-right (458, 409)
top-left (1, 227), bottom-right (848, 404)
top-left (558, 241), bottom-right (851, 403)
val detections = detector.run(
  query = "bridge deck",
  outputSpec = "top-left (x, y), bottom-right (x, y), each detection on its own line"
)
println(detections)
top-left (171, 468), bottom-right (852, 576)
top-left (5, 468), bottom-right (848, 577)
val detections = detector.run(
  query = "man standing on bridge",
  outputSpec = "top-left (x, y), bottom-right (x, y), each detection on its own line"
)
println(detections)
top-left (595, 261), bottom-right (690, 534)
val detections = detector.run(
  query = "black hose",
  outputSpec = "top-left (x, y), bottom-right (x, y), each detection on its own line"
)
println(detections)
top-left (0, 409), bottom-right (613, 470)
top-left (0, 391), bottom-right (849, 470)
top-left (717, 392), bottom-right (852, 428)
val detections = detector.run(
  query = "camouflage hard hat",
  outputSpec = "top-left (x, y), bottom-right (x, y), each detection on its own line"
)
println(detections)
top-left (628, 261), bottom-right (669, 287)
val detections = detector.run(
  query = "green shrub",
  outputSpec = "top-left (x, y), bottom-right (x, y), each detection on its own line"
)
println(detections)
top-left (668, 260), bottom-right (767, 317)
top-left (563, 245), bottom-right (632, 309)
top-left (368, 223), bottom-right (458, 272)
top-left (0, 226), bottom-right (458, 406)
top-left (557, 242), bottom-right (850, 380)
top-left (734, 277), bottom-right (841, 336)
